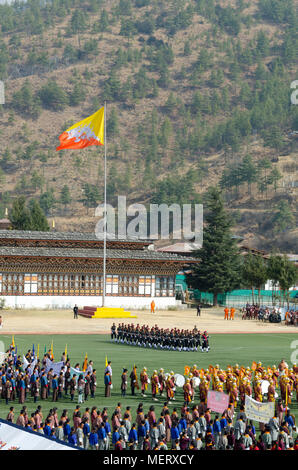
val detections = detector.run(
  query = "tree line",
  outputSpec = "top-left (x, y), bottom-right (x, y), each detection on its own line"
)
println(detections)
top-left (187, 187), bottom-right (298, 307)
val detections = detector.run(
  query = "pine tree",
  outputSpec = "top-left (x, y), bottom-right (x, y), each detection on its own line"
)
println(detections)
top-left (60, 185), bottom-right (72, 212)
top-left (9, 197), bottom-right (32, 231)
top-left (107, 108), bottom-right (119, 136)
top-left (29, 200), bottom-right (50, 231)
top-left (239, 154), bottom-right (258, 195)
top-left (187, 187), bottom-right (241, 306)
top-left (271, 201), bottom-right (294, 233)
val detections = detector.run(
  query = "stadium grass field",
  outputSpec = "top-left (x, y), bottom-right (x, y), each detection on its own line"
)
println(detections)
top-left (0, 333), bottom-right (297, 428)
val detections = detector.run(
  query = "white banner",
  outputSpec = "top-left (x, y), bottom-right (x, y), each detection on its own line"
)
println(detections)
top-left (45, 359), bottom-right (64, 375)
top-left (0, 419), bottom-right (77, 450)
top-left (70, 367), bottom-right (87, 382)
top-left (245, 395), bottom-right (275, 424)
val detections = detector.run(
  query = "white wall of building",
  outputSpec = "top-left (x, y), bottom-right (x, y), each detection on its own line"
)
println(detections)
top-left (1, 295), bottom-right (178, 310)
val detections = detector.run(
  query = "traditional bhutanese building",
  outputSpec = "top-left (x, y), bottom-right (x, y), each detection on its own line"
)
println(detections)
top-left (0, 230), bottom-right (197, 309)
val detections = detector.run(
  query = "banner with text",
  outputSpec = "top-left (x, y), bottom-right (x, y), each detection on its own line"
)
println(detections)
top-left (207, 390), bottom-right (229, 414)
top-left (245, 395), bottom-right (274, 424)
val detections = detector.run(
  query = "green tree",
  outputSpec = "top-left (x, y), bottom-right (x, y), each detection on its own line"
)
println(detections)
top-left (187, 187), bottom-right (241, 306)
top-left (95, 10), bottom-right (109, 32)
top-left (267, 253), bottom-right (284, 306)
top-left (271, 201), bottom-right (294, 233)
top-left (60, 185), bottom-right (72, 212)
top-left (39, 80), bottom-right (68, 111)
top-left (107, 108), bottom-right (119, 136)
top-left (81, 183), bottom-right (100, 214)
top-left (278, 255), bottom-right (298, 308)
top-left (119, 18), bottom-right (136, 41)
top-left (164, 92), bottom-right (177, 114)
top-left (239, 155), bottom-right (258, 195)
top-left (241, 254), bottom-right (268, 304)
top-left (70, 81), bottom-right (86, 106)
top-left (30, 171), bottom-right (44, 193)
top-left (11, 81), bottom-right (40, 118)
top-left (268, 167), bottom-right (282, 192)
top-left (29, 199), bottom-right (50, 231)
top-left (70, 9), bottom-right (87, 46)
top-left (258, 158), bottom-right (272, 200)
top-left (9, 197), bottom-right (32, 231)
top-left (39, 189), bottom-right (56, 215)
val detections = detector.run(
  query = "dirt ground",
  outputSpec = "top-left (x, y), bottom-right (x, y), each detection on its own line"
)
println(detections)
top-left (0, 307), bottom-right (297, 335)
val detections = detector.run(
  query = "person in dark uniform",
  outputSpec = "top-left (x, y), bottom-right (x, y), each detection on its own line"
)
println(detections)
top-left (197, 305), bottom-right (201, 317)
top-left (130, 367), bottom-right (138, 396)
top-left (111, 323), bottom-right (116, 340)
top-left (121, 369), bottom-right (128, 397)
top-left (73, 305), bottom-right (79, 319)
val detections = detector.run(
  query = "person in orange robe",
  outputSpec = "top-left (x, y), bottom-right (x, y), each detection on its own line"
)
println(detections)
top-left (267, 380), bottom-right (276, 402)
top-left (224, 307), bottom-right (229, 320)
top-left (229, 307), bottom-right (235, 320)
top-left (151, 300), bottom-right (155, 314)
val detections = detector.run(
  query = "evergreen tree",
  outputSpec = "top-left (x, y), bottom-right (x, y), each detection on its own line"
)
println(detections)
top-left (267, 253), bottom-right (284, 306)
top-left (268, 167), bottom-right (282, 192)
top-left (39, 80), bottom-right (68, 111)
top-left (187, 187), bottom-right (241, 306)
top-left (278, 255), bottom-right (298, 308)
top-left (60, 185), bottom-right (71, 211)
top-left (70, 81), bottom-right (86, 106)
top-left (239, 155), bottom-right (258, 195)
top-left (9, 197), bottom-right (32, 231)
top-left (107, 108), bottom-right (119, 136)
top-left (271, 201), bottom-right (294, 233)
top-left (241, 254), bottom-right (268, 304)
top-left (39, 189), bottom-right (56, 215)
top-left (29, 199), bottom-right (50, 231)
top-left (81, 183), bottom-right (100, 214)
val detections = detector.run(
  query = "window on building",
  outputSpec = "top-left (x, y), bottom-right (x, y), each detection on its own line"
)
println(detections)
top-left (155, 276), bottom-right (175, 297)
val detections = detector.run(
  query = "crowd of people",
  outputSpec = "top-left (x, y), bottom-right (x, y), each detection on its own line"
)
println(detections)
top-left (1, 399), bottom-right (297, 450)
top-left (285, 310), bottom-right (298, 326)
top-left (0, 342), bottom-right (297, 450)
top-left (241, 304), bottom-right (297, 325)
top-left (110, 323), bottom-right (210, 352)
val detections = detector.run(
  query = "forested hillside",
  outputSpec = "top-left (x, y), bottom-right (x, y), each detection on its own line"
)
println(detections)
top-left (0, 0), bottom-right (297, 251)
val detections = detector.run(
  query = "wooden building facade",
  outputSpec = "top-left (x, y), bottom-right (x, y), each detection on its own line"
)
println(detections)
top-left (0, 230), bottom-right (196, 309)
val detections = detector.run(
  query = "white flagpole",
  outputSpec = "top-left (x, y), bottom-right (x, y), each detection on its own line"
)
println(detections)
top-left (102, 101), bottom-right (107, 308)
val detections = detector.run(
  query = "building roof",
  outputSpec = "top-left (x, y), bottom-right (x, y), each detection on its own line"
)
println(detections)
top-left (157, 242), bottom-right (201, 254)
top-left (0, 230), bottom-right (151, 245)
top-left (0, 246), bottom-right (197, 263)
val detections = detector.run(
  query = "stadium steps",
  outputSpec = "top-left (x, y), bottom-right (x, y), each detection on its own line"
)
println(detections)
top-left (78, 306), bottom-right (137, 319)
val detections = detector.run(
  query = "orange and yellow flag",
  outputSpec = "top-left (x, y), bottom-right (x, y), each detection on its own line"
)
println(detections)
top-left (82, 353), bottom-right (88, 372)
top-left (56, 107), bottom-right (104, 151)
top-left (50, 340), bottom-right (54, 361)
top-left (184, 366), bottom-right (190, 376)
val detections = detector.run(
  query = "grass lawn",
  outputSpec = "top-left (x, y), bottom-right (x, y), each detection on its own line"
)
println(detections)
top-left (0, 333), bottom-right (297, 428)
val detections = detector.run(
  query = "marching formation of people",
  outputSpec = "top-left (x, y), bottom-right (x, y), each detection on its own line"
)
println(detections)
top-left (110, 323), bottom-right (210, 352)
top-left (118, 359), bottom-right (298, 408)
